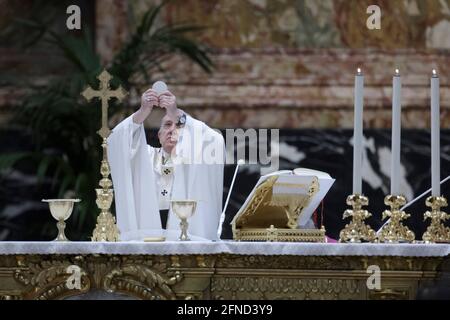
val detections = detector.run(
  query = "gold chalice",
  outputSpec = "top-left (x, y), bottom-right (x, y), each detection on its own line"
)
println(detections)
top-left (42, 199), bottom-right (81, 241)
top-left (170, 200), bottom-right (197, 241)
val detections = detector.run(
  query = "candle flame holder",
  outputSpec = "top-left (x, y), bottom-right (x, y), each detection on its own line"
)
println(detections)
top-left (422, 196), bottom-right (450, 243)
top-left (339, 194), bottom-right (376, 243)
top-left (378, 195), bottom-right (415, 243)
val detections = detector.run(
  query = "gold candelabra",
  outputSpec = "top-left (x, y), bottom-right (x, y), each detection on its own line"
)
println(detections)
top-left (81, 69), bottom-right (127, 242)
top-left (422, 196), bottom-right (450, 243)
top-left (378, 195), bottom-right (415, 243)
top-left (339, 194), bottom-right (376, 242)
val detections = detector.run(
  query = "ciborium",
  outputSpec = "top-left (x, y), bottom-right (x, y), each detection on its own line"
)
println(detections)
top-left (170, 200), bottom-right (197, 241)
top-left (42, 199), bottom-right (81, 241)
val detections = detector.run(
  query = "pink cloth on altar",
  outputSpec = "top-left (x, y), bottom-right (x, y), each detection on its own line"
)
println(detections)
top-left (326, 236), bottom-right (338, 243)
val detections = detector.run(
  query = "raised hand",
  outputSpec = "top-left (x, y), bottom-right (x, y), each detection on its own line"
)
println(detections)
top-left (142, 89), bottom-right (159, 110)
top-left (159, 91), bottom-right (180, 117)
top-left (132, 88), bottom-right (159, 124)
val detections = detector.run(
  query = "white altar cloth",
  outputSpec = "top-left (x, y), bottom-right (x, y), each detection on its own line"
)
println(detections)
top-left (1, 241), bottom-right (450, 257)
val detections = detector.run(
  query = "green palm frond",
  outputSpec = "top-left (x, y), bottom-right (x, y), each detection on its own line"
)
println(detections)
top-left (0, 152), bottom-right (32, 172)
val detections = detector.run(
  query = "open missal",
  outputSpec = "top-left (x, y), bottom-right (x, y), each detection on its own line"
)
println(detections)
top-left (231, 168), bottom-right (335, 242)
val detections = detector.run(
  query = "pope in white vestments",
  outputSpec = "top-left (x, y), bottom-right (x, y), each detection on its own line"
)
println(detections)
top-left (107, 87), bottom-right (225, 241)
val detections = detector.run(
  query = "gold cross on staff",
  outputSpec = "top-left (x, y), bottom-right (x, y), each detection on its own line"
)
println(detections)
top-left (81, 69), bottom-right (127, 138)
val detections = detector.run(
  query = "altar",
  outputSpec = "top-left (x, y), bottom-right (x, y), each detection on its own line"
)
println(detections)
top-left (1, 242), bottom-right (449, 300)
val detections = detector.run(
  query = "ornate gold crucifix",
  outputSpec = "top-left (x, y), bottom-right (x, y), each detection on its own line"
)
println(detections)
top-left (81, 69), bottom-right (127, 241)
top-left (82, 69), bottom-right (127, 139)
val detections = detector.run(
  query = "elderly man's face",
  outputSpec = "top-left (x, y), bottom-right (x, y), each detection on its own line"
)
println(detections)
top-left (158, 114), bottom-right (179, 153)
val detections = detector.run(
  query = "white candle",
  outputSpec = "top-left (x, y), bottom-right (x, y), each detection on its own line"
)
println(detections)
top-left (431, 69), bottom-right (440, 196)
top-left (353, 68), bottom-right (364, 195)
top-left (391, 69), bottom-right (401, 195)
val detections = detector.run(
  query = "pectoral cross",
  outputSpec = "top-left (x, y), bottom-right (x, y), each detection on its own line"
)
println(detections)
top-left (81, 69), bottom-right (127, 138)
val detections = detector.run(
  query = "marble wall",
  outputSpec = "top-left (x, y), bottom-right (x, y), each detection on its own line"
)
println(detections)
top-left (127, 0), bottom-right (450, 129)
top-left (1, 0), bottom-right (449, 128)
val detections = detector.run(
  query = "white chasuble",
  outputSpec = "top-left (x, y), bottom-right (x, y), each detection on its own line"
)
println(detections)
top-left (107, 114), bottom-right (224, 241)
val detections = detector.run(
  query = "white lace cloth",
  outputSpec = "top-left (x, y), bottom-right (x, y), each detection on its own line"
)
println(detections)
top-left (0, 241), bottom-right (449, 256)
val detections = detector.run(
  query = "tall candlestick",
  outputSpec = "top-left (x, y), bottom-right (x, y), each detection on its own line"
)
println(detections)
top-left (353, 68), bottom-right (364, 195)
top-left (391, 69), bottom-right (401, 195)
top-left (431, 69), bottom-right (440, 196)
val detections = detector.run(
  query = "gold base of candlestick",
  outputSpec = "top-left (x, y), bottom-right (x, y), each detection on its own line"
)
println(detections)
top-left (91, 188), bottom-right (120, 242)
top-left (92, 212), bottom-right (119, 241)
top-left (422, 196), bottom-right (450, 243)
top-left (339, 194), bottom-right (376, 243)
top-left (91, 139), bottom-right (120, 242)
top-left (378, 195), bottom-right (415, 243)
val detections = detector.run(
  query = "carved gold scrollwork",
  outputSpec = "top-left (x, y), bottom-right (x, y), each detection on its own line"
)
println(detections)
top-left (236, 176), bottom-right (278, 230)
top-left (103, 265), bottom-right (181, 300)
top-left (216, 255), bottom-right (352, 270)
top-left (2, 254), bottom-right (445, 300)
top-left (211, 277), bottom-right (361, 300)
top-left (369, 288), bottom-right (410, 300)
top-left (12, 255), bottom-right (182, 300)
top-left (13, 260), bottom-right (90, 300)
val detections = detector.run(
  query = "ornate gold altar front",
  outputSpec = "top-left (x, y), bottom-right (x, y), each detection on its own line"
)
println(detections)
top-left (0, 252), bottom-right (446, 300)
